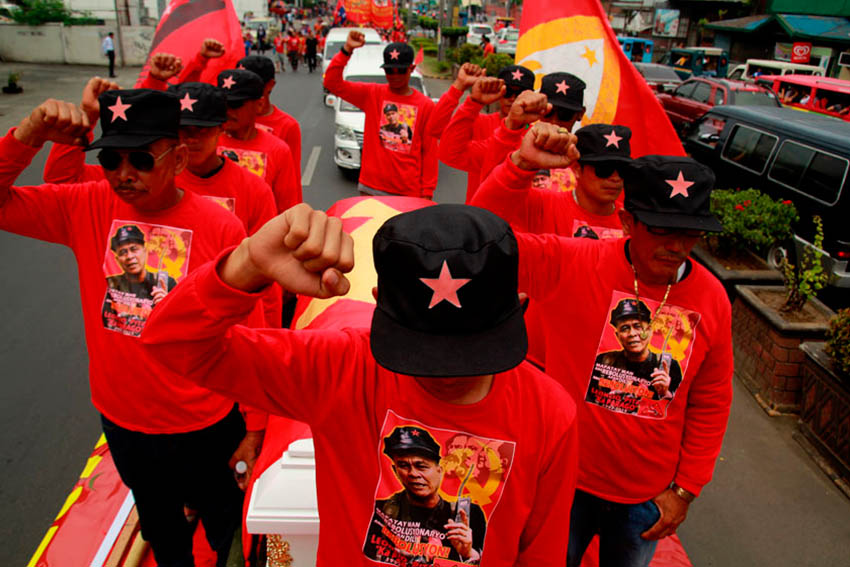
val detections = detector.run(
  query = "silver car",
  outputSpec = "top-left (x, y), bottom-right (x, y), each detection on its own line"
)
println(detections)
top-left (495, 27), bottom-right (518, 57)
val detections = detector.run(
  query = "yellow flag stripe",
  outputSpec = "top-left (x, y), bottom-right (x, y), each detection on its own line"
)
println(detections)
top-left (26, 526), bottom-right (58, 567)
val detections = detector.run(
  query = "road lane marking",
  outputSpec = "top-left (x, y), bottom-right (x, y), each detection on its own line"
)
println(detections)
top-left (302, 145), bottom-right (322, 187)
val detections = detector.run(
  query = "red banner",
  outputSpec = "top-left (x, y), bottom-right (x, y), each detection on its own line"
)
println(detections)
top-left (135, 0), bottom-right (244, 87)
top-left (371, 0), bottom-right (394, 29)
top-left (516, 0), bottom-right (684, 157)
top-left (340, 0), bottom-right (395, 29)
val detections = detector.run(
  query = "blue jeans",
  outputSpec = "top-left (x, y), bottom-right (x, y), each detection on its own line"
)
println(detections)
top-left (567, 489), bottom-right (661, 567)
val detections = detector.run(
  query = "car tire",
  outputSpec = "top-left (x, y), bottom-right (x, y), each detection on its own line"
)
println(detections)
top-left (338, 165), bottom-right (360, 182)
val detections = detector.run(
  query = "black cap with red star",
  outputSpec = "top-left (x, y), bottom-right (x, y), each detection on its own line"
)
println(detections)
top-left (87, 89), bottom-right (180, 150)
top-left (497, 65), bottom-right (534, 96)
top-left (370, 204), bottom-right (527, 378)
top-left (168, 82), bottom-right (227, 127)
top-left (623, 155), bottom-right (722, 232)
top-left (381, 42), bottom-right (414, 69)
top-left (540, 72), bottom-right (585, 112)
top-left (383, 426), bottom-right (441, 462)
top-left (237, 55), bottom-right (276, 84)
top-left (576, 123), bottom-right (632, 163)
top-left (217, 69), bottom-right (264, 101)
top-left (610, 298), bottom-right (652, 326)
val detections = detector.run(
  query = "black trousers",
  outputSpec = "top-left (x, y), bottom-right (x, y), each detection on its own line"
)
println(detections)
top-left (107, 50), bottom-right (115, 77)
top-left (102, 406), bottom-right (246, 567)
top-left (306, 53), bottom-right (317, 72)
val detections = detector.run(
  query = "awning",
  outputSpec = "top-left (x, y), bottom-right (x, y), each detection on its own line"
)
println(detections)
top-left (775, 14), bottom-right (850, 42)
top-left (703, 15), bottom-right (772, 32)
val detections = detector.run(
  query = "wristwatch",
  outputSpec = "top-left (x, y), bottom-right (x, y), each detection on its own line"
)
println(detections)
top-left (340, 46), bottom-right (351, 57)
top-left (671, 483), bottom-right (696, 503)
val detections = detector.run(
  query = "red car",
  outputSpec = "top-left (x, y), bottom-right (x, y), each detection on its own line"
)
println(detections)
top-left (656, 78), bottom-right (780, 137)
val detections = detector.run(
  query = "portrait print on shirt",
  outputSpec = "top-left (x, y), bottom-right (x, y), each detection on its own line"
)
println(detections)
top-left (586, 290), bottom-right (701, 419)
top-left (378, 101), bottom-right (416, 154)
top-left (218, 146), bottom-right (267, 178)
top-left (101, 220), bottom-right (192, 337)
top-left (571, 220), bottom-right (623, 240)
top-left (547, 167), bottom-right (577, 192)
top-left (363, 410), bottom-right (516, 567)
top-left (204, 195), bottom-right (236, 213)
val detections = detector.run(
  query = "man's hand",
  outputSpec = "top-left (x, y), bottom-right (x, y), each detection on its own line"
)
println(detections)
top-left (229, 430), bottom-right (264, 491)
top-left (452, 62), bottom-right (484, 92)
top-left (469, 76), bottom-right (505, 106)
top-left (444, 508), bottom-right (478, 561)
top-left (504, 91), bottom-right (552, 130)
top-left (510, 122), bottom-right (579, 172)
top-left (80, 76), bottom-right (119, 124)
top-left (200, 38), bottom-right (226, 59)
top-left (148, 52), bottom-right (183, 82)
top-left (651, 359), bottom-right (672, 398)
top-left (345, 30), bottom-right (366, 52)
top-left (14, 99), bottom-right (91, 148)
top-left (151, 287), bottom-right (168, 305)
top-left (219, 203), bottom-right (355, 296)
top-left (641, 488), bottom-right (690, 541)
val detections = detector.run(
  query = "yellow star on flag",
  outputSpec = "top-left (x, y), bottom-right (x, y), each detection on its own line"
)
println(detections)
top-left (581, 45), bottom-right (598, 67)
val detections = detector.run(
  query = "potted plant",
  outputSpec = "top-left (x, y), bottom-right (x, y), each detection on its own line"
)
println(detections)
top-left (798, 309), bottom-right (850, 492)
top-left (2, 72), bottom-right (23, 94)
top-left (692, 188), bottom-right (796, 297)
top-left (732, 215), bottom-right (835, 415)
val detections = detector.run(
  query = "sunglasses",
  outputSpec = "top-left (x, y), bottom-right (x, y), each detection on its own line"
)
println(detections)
top-left (226, 99), bottom-right (247, 109)
top-left (645, 225), bottom-right (707, 238)
top-left (505, 86), bottom-right (530, 99)
top-left (97, 146), bottom-right (175, 172)
top-left (547, 105), bottom-right (579, 122)
top-left (384, 67), bottom-right (408, 75)
top-left (591, 162), bottom-right (625, 179)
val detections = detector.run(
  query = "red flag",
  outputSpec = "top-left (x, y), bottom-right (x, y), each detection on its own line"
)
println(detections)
top-left (414, 47), bottom-right (424, 66)
top-left (135, 0), bottom-right (244, 87)
top-left (371, 0), bottom-right (394, 29)
top-left (516, 0), bottom-right (684, 157)
top-left (345, 0), bottom-right (371, 24)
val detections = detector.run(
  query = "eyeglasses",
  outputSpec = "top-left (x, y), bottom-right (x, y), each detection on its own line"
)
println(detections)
top-left (591, 162), bottom-right (625, 179)
top-left (384, 67), bottom-right (408, 75)
top-left (226, 99), bottom-right (247, 109)
top-left (645, 225), bottom-right (707, 238)
top-left (97, 146), bottom-right (175, 172)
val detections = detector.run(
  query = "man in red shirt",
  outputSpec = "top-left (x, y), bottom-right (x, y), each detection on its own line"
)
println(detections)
top-left (273, 31), bottom-right (286, 72)
top-left (323, 32), bottom-right (438, 198)
top-left (216, 68), bottom-right (301, 213)
top-left (143, 202), bottom-right (579, 566)
top-left (286, 30), bottom-right (301, 71)
top-left (0, 90), bottom-right (258, 567)
top-left (481, 35), bottom-right (495, 57)
top-left (482, 123), bottom-right (733, 567)
top-left (237, 55), bottom-right (303, 185)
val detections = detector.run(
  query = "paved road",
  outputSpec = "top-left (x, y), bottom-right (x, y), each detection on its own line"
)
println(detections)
top-left (1, 61), bottom-right (849, 567)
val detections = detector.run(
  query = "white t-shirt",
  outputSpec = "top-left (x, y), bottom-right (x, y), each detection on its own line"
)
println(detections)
top-left (102, 35), bottom-right (114, 54)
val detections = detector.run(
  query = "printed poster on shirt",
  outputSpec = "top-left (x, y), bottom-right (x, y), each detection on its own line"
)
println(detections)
top-left (586, 290), bottom-right (701, 419)
top-left (203, 195), bottom-right (236, 213)
top-left (379, 101), bottom-right (417, 154)
top-left (363, 410), bottom-right (516, 566)
top-left (101, 220), bottom-right (192, 337)
top-left (571, 219), bottom-right (623, 240)
top-left (547, 167), bottom-right (577, 192)
top-left (218, 146), bottom-right (267, 178)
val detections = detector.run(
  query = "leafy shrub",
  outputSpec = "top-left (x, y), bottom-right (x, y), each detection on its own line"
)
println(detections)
top-left (780, 215), bottom-right (829, 313)
top-left (449, 43), bottom-right (483, 65)
top-left (825, 308), bottom-right (850, 375)
top-left (703, 188), bottom-right (798, 255)
top-left (11, 0), bottom-right (98, 25)
top-left (482, 53), bottom-right (514, 77)
top-left (436, 60), bottom-right (451, 73)
top-left (441, 26), bottom-right (469, 38)
top-left (418, 16), bottom-right (438, 30)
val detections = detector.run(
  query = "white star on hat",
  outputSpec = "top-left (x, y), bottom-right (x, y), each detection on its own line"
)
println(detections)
top-left (555, 80), bottom-right (569, 95)
top-left (419, 260), bottom-right (471, 309)
top-left (108, 96), bottom-right (131, 122)
top-left (603, 129), bottom-right (623, 148)
top-left (666, 171), bottom-right (695, 198)
top-left (221, 75), bottom-right (236, 89)
top-left (179, 93), bottom-right (198, 111)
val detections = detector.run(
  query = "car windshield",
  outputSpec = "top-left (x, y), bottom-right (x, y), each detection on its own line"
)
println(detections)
top-left (471, 26), bottom-right (490, 34)
top-left (340, 76), bottom-right (425, 111)
top-left (734, 90), bottom-right (778, 106)
top-left (326, 41), bottom-right (345, 58)
top-left (638, 65), bottom-right (680, 82)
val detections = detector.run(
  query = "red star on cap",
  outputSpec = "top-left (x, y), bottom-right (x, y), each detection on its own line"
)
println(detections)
top-left (603, 129), bottom-right (623, 148)
top-left (221, 75), bottom-right (236, 89)
top-left (179, 92), bottom-right (198, 111)
top-left (511, 68), bottom-right (524, 81)
top-left (237, 64), bottom-right (246, 70)
top-left (555, 80), bottom-right (569, 95)
top-left (108, 96), bottom-right (131, 122)
top-left (666, 171), bottom-right (695, 198)
top-left (389, 48), bottom-right (400, 60)
top-left (410, 430), bottom-right (420, 436)
top-left (419, 260), bottom-right (471, 309)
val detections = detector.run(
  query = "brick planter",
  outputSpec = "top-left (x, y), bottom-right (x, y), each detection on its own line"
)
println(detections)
top-left (691, 244), bottom-right (782, 302)
top-left (798, 342), bottom-right (850, 495)
top-left (732, 285), bottom-right (834, 414)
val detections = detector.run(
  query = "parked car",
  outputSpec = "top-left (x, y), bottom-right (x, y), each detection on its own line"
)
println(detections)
top-left (326, 45), bottom-right (429, 174)
top-left (656, 77), bottom-right (779, 137)
top-left (495, 27), bottom-right (518, 56)
top-left (727, 59), bottom-right (824, 81)
top-left (661, 47), bottom-right (729, 79)
top-left (322, 27), bottom-right (384, 83)
top-left (633, 62), bottom-right (682, 93)
top-left (685, 105), bottom-right (850, 288)
top-left (466, 24), bottom-right (495, 46)
top-left (618, 37), bottom-right (654, 63)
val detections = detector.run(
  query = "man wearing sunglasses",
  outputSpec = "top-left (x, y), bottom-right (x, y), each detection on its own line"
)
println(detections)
top-left (324, 31), bottom-right (441, 198)
top-left (0, 89), bottom-right (258, 566)
top-left (439, 64), bottom-right (535, 202)
top-left (216, 68), bottom-right (301, 214)
top-left (479, 122), bottom-right (733, 567)
top-left (236, 55), bottom-right (303, 188)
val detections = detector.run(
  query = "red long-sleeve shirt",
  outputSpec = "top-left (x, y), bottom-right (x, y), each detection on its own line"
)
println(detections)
top-left (0, 129), bottom-right (260, 433)
top-left (323, 50), bottom-right (438, 198)
top-left (256, 104), bottom-right (303, 187)
top-left (142, 255), bottom-right (579, 567)
top-left (484, 158), bottom-right (733, 501)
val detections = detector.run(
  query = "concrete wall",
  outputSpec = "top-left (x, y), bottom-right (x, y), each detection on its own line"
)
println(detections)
top-left (0, 24), bottom-right (155, 66)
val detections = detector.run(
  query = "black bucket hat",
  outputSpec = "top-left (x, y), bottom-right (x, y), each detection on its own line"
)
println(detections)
top-left (87, 89), bottom-right (180, 150)
top-left (576, 124), bottom-right (632, 163)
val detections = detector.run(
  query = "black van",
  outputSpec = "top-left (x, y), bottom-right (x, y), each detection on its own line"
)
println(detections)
top-left (685, 105), bottom-right (850, 288)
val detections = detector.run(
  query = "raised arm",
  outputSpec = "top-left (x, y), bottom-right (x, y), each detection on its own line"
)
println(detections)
top-left (438, 76), bottom-right (504, 173)
top-left (322, 30), bottom-right (372, 109)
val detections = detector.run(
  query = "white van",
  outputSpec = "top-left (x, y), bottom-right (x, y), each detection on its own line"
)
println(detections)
top-left (326, 45), bottom-right (429, 173)
top-left (728, 59), bottom-right (824, 81)
top-left (322, 27), bottom-right (384, 79)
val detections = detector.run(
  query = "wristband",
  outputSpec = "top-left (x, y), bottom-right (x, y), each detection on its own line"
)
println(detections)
top-left (340, 46), bottom-right (351, 57)
top-left (671, 483), bottom-right (695, 503)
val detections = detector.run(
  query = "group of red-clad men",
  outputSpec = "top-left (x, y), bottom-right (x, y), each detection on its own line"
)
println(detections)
top-left (0, 28), bottom-right (733, 567)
